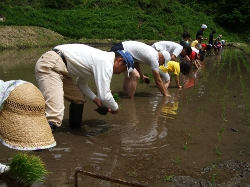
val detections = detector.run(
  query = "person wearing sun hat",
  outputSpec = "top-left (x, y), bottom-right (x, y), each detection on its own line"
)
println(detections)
top-left (35, 44), bottom-right (134, 132)
top-left (0, 80), bottom-right (56, 151)
top-left (110, 41), bottom-right (171, 98)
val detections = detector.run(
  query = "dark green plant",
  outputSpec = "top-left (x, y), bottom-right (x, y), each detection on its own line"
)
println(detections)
top-left (7, 153), bottom-right (49, 186)
top-left (113, 93), bottom-right (120, 102)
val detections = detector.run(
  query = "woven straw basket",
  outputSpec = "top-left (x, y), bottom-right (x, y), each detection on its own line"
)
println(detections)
top-left (0, 83), bottom-right (56, 150)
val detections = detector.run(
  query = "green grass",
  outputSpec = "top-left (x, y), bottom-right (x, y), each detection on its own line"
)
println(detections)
top-left (0, 1), bottom-right (241, 42)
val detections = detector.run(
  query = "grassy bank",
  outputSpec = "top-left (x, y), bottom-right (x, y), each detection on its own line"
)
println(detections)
top-left (0, 0), bottom-right (242, 43)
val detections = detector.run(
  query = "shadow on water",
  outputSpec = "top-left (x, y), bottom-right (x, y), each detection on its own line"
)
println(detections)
top-left (1, 46), bottom-right (250, 187)
top-left (61, 119), bottom-right (111, 137)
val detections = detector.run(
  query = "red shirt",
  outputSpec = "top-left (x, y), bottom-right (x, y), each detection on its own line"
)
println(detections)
top-left (189, 50), bottom-right (197, 60)
top-left (201, 43), bottom-right (206, 50)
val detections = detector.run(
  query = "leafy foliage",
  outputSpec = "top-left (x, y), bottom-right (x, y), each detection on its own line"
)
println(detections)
top-left (0, 0), bottom-right (247, 41)
top-left (182, 0), bottom-right (250, 35)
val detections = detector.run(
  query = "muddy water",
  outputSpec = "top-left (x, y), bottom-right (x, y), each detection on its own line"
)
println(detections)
top-left (0, 46), bottom-right (250, 187)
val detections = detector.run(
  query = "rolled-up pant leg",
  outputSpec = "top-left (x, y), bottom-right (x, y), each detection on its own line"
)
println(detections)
top-left (35, 51), bottom-right (67, 127)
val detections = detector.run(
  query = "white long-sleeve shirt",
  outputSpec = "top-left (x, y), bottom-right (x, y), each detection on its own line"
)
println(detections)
top-left (152, 41), bottom-right (183, 57)
top-left (122, 41), bottom-right (159, 71)
top-left (54, 44), bottom-right (118, 111)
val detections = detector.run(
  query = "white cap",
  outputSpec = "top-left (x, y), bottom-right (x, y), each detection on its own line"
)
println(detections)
top-left (201, 24), bottom-right (207, 29)
top-left (161, 50), bottom-right (171, 67)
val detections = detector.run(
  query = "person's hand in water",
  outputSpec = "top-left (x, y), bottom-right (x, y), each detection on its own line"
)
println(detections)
top-left (94, 105), bottom-right (109, 115)
top-left (143, 75), bottom-right (150, 84)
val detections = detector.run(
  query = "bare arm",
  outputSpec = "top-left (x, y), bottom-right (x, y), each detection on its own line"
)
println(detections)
top-left (134, 62), bottom-right (143, 78)
top-left (184, 55), bottom-right (191, 63)
top-left (152, 70), bottom-right (170, 97)
top-left (171, 54), bottom-right (177, 61)
top-left (175, 75), bottom-right (182, 89)
top-left (135, 61), bottom-right (150, 84)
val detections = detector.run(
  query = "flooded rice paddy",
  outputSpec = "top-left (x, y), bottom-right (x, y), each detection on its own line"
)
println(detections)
top-left (0, 46), bottom-right (250, 187)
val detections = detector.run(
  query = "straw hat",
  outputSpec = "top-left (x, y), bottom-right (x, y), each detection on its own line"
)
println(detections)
top-left (0, 83), bottom-right (56, 150)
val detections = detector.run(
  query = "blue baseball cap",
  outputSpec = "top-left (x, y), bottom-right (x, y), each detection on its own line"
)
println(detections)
top-left (117, 50), bottom-right (134, 77)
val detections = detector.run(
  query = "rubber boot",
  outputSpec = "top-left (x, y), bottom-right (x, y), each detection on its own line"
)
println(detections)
top-left (69, 103), bottom-right (84, 129)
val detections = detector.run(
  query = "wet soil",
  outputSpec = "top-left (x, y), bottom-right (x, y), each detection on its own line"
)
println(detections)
top-left (0, 47), bottom-right (250, 187)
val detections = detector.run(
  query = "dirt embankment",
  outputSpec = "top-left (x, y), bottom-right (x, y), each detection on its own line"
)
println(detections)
top-left (0, 26), bottom-right (120, 49)
top-left (0, 26), bottom-right (68, 49)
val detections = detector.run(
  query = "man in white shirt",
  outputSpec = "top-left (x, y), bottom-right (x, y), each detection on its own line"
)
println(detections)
top-left (110, 41), bottom-right (171, 98)
top-left (151, 41), bottom-right (192, 61)
top-left (35, 44), bottom-right (134, 132)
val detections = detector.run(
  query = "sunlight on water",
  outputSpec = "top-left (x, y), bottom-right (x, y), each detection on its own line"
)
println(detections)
top-left (49, 147), bottom-right (71, 152)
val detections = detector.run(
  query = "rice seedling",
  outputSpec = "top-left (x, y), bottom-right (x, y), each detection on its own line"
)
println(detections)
top-left (164, 174), bottom-right (174, 182)
top-left (172, 156), bottom-right (181, 164)
top-left (217, 133), bottom-right (222, 142)
top-left (210, 162), bottom-right (218, 170)
top-left (0, 153), bottom-right (49, 187)
top-left (248, 119), bottom-right (250, 126)
top-left (215, 145), bottom-right (222, 156)
top-left (198, 105), bottom-right (203, 114)
top-left (127, 171), bottom-right (137, 178)
top-left (220, 127), bottom-right (226, 134)
top-left (113, 93), bottom-right (120, 102)
top-left (182, 142), bottom-right (188, 151)
top-left (211, 174), bottom-right (216, 186)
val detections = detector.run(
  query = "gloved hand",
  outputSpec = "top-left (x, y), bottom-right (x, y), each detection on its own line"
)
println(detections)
top-left (0, 163), bottom-right (10, 174)
top-left (94, 105), bottom-right (109, 115)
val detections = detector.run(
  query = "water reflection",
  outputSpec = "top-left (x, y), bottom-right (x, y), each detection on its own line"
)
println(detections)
top-left (157, 92), bottom-right (179, 119)
top-left (184, 67), bottom-right (202, 89)
top-left (0, 47), bottom-right (51, 84)
top-left (119, 96), bottom-right (177, 153)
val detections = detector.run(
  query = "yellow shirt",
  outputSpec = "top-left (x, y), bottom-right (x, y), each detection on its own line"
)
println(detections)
top-left (159, 61), bottom-right (180, 75)
top-left (191, 40), bottom-right (199, 48)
